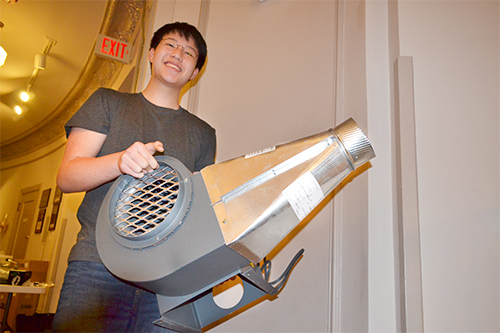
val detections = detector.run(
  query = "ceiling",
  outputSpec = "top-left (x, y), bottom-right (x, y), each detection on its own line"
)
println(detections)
top-left (0, 0), bottom-right (107, 145)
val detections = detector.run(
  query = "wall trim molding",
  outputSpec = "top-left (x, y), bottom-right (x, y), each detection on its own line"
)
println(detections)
top-left (330, 0), bottom-right (344, 330)
top-left (393, 55), bottom-right (424, 332)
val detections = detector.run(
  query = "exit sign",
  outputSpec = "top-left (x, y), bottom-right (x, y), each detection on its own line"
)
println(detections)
top-left (95, 34), bottom-right (131, 64)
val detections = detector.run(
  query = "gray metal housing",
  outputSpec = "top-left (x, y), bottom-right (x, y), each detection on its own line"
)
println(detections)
top-left (96, 118), bottom-right (375, 332)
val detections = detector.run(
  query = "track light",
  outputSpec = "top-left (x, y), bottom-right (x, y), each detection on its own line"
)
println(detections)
top-left (20, 91), bottom-right (29, 102)
top-left (34, 53), bottom-right (46, 70)
top-left (14, 105), bottom-right (22, 115)
top-left (20, 91), bottom-right (34, 102)
top-left (0, 46), bottom-right (6, 67)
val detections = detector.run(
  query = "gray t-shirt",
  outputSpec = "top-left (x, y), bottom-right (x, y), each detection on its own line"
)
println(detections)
top-left (65, 88), bottom-right (216, 263)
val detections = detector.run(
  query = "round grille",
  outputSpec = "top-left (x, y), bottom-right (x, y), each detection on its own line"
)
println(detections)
top-left (112, 165), bottom-right (179, 238)
top-left (107, 157), bottom-right (193, 249)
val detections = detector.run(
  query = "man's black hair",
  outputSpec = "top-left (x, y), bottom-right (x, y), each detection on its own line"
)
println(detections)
top-left (150, 22), bottom-right (207, 70)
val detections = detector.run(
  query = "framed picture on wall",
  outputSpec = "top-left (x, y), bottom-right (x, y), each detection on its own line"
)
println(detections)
top-left (53, 187), bottom-right (63, 204)
top-left (48, 203), bottom-right (60, 231)
top-left (35, 208), bottom-right (46, 234)
top-left (49, 187), bottom-right (63, 231)
top-left (39, 188), bottom-right (51, 208)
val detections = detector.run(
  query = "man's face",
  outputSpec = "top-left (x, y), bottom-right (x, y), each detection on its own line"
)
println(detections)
top-left (148, 32), bottom-right (200, 88)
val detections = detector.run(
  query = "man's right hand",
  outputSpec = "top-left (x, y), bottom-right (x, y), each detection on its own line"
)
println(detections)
top-left (57, 128), bottom-right (166, 193)
top-left (118, 141), bottom-right (165, 178)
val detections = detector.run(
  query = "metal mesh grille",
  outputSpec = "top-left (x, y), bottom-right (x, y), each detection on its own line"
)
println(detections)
top-left (112, 165), bottom-right (180, 238)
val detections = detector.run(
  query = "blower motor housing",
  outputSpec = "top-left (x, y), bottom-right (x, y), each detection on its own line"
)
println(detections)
top-left (96, 118), bottom-right (375, 332)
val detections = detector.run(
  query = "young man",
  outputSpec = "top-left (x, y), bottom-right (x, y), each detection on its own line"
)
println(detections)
top-left (52, 22), bottom-right (215, 332)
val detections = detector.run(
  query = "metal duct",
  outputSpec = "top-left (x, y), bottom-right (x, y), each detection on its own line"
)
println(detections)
top-left (96, 118), bottom-right (375, 332)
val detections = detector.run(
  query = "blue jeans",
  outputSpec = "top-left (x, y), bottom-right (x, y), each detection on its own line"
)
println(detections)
top-left (52, 261), bottom-right (172, 332)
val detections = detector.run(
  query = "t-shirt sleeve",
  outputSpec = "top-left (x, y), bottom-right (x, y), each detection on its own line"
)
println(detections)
top-left (65, 88), bottom-right (115, 137)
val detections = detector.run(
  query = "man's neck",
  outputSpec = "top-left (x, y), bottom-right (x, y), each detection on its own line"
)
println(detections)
top-left (142, 80), bottom-right (182, 109)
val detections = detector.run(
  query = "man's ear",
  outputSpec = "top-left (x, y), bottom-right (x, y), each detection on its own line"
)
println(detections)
top-left (190, 68), bottom-right (200, 81)
top-left (148, 48), bottom-right (155, 63)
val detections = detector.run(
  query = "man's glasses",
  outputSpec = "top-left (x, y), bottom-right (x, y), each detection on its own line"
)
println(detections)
top-left (161, 38), bottom-right (198, 60)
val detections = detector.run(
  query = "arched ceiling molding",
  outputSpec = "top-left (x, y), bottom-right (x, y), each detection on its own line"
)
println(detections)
top-left (0, 0), bottom-right (153, 161)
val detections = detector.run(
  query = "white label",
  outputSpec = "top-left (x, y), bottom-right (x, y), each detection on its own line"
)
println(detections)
top-left (282, 171), bottom-right (324, 220)
top-left (245, 146), bottom-right (276, 159)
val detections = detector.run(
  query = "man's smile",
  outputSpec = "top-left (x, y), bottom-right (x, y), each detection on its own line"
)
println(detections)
top-left (165, 61), bottom-right (181, 72)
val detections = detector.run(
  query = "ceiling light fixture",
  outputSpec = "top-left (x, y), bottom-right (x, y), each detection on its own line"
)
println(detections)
top-left (15, 37), bottom-right (56, 114)
top-left (13, 105), bottom-right (28, 121)
top-left (25, 37), bottom-right (56, 92)
top-left (0, 22), bottom-right (6, 67)
top-left (0, 46), bottom-right (7, 67)
top-left (20, 91), bottom-right (29, 102)
top-left (20, 91), bottom-right (34, 102)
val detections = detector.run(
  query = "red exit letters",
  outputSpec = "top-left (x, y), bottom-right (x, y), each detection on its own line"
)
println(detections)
top-left (95, 34), bottom-right (131, 64)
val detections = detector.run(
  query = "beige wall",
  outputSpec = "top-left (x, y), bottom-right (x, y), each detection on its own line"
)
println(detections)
top-left (0, 136), bottom-right (83, 312)
top-left (0, 137), bottom-right (65, 259)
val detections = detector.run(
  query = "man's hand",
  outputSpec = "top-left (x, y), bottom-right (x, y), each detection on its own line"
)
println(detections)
top-left (118, 141), bottom-right (164, 178)
top-left (57, 128), bottom-right (166, 193)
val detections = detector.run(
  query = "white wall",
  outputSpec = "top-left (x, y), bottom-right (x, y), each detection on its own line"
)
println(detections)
top-left (366, 0), bottom-right (499, 332)
top-left (198, 1), bottom-right (339, 331)
top-left (399, 2), bottom-right (499, 331)
top-left (366, 0), bottom-right (397, 331)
